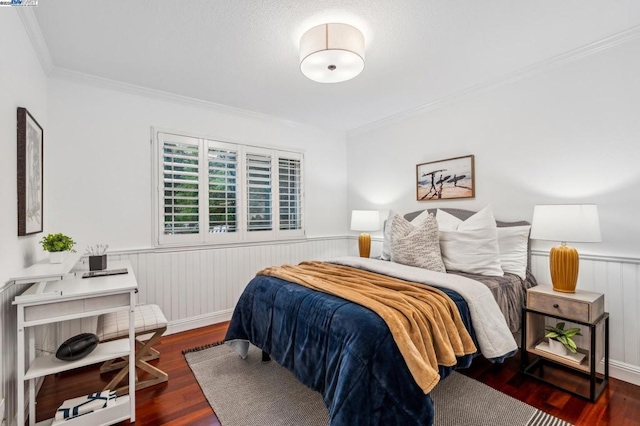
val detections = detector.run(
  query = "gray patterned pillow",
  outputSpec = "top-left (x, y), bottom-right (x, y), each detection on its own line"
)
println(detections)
top-left (390, 213), bottom-right (446, 273)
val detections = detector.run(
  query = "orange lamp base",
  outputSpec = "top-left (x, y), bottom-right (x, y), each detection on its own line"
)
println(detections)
top-left (550, 244), bottom-right (579, 293)
top-left (358, 233), bottom-right (371, 258)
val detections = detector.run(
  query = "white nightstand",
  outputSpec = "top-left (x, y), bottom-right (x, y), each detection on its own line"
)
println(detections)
top-left (521, 285), bottom-right (609, 401)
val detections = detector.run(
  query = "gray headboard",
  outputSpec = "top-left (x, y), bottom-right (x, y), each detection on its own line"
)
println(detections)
top-left (404, 208), bottom-right (531, 228)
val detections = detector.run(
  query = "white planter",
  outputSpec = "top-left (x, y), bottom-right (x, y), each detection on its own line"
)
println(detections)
top-left (49, 251), bottom-right (69, 264)
top-left (548, 339), bottom-right (569, 356)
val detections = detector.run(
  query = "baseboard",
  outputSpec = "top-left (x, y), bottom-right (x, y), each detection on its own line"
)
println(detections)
top-left (166, 309), bottom-right (233, 336)
top-left (609, 359), bottom-right (640, 386)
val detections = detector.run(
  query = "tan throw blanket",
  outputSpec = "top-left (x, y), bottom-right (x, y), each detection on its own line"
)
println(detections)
top-left (258, 261), bottom-right (477, 393)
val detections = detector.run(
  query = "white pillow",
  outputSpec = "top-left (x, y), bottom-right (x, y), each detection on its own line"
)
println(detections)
top-left (381, 210), bottom-right (397, 261)
top-left (436, 206), bottom-right (504, 277)
top-left (496, 226), bottom-right (530, 280)
top-left (381, 210), bottom-right (432, 261)
top-left (390, 213), bottom-right (446, 273)
top-left (435, 208), bottom-right (463, 230)
top-left (409, 210), bottom-right (433, 227)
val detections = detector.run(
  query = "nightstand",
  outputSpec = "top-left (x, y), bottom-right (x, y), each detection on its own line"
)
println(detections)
top-left (521, 285), bottom-right (609, 401)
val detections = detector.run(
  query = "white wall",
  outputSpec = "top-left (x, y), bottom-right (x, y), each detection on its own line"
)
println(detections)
top-left (37, 74), bottom-right (350, 342)
top-left (0, 9), bottom-right (49, 425)
top-left (347, 37), bottom-right (640, 383)
top-left (0, 10), bottom-right (49, 282)
top-left (1, 13), bottom-right (349, 423)
top-left (45, 78), bottom-right (348, 251)
top-left (347, 38), bottom-right (640, 259)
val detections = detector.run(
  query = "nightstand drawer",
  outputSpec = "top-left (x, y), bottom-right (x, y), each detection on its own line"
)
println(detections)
top-left (527, 286), bottom-right (604, 323)
top-left (528, 292), bottom-right (589, 321)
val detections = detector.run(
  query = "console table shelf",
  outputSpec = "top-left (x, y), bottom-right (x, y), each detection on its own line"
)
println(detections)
top-left (25, 339), bottom-right (130, 380)
top-left (34, 396), bottom-right (131, 426)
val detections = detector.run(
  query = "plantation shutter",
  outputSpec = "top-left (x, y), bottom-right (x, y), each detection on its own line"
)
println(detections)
top-left (278, 157), bottom-right (302, 230)
top-left (155, 130), bottom-right (305, 245)
top-left (162, 138), bottom-right (200, 236)
top-left (208, 144), bottom-right (238, 234)
top-left (246, 152), bottom-right (272, 232)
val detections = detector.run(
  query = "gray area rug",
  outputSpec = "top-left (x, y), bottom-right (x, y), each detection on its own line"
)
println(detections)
top-left (184, 343), bottom-right (572, 426)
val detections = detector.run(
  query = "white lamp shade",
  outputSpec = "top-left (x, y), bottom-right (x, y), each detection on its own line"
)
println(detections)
top-left (350, 210), bottom-right (380, 232)
top-left (530, 204), bottom-right (601, 243)
top-left (300, 23), bottom-right (365, 83)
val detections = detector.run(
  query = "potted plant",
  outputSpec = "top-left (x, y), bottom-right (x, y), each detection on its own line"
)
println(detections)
top-left (545, 322), bottom-right (582, 356)
top-left (40, 233), bottom-right (76, 264)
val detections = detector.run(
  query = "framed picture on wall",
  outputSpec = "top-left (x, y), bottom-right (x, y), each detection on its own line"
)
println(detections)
top-left (17, 107), bottom-right (44, 236)
top-left (416, 155), bottom-right (475, 201)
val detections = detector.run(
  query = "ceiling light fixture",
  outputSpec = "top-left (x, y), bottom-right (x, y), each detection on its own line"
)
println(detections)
top-left (299, 23), bottom-right (365, 83)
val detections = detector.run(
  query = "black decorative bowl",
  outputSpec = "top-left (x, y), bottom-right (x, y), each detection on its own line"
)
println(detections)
top-left (55, 333), bottom-right (99, 361)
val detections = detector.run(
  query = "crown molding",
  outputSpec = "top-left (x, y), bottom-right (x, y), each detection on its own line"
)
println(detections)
top-left (16, 7), bottom-right (54, 75)
top-left (347, 24), bottom-right (640, 138)
top-left (16, 10), bottom-right (339, 137)
top-left (47, 66), bottom-right (332, 133)
top-left (18, 8), bottom-right (640, 138)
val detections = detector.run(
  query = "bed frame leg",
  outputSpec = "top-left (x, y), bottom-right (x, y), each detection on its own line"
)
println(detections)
top-left (491, 362), bottom-right (504, 373)
top-left (261, 350), bottom-right (271, 362)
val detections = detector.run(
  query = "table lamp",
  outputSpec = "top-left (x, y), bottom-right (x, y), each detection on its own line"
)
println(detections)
top-left (530, 204), bottom-right (601, 293)
top-left (350, 210), bottom-right (380, 258)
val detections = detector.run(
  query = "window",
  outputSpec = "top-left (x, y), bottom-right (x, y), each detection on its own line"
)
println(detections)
top-left (208, 145), bottom-right (238, 234)
top-left (279, 157), bottom-right (302, 230)
top-left (246, 152), bottom-right (272, 232)
top-left (163, 137), bottom-right (200, 236)
top-left (155, 131), bottom-right (304, 245)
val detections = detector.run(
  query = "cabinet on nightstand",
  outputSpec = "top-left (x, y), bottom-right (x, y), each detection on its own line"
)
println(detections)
top-left (521, 285), bottom-right (609, 401)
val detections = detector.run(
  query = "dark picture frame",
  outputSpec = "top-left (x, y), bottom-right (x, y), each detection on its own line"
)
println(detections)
top-left (416, 154), bottom-right (475, 201)
top-left (17, 107), bottom-right (44, 236)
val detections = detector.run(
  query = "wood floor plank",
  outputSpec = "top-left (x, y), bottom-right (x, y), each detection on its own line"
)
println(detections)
top-left (35, 322), bottom-right (640, 425)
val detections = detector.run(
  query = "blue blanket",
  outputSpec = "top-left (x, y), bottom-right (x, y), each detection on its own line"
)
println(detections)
top-left (225, 274), bottom-right (481, 425)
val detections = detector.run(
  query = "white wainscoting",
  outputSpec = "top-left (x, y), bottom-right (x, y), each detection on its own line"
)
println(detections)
top-left (79, 246), bottom-right (640, 387)
top-left (3, 239), bottom-right (639, 425)
top-left (0, 281), bottom-right (49, 426)
top-left (59, 237), bottom-right (350, 340)
top-left (0, 236), bottom-right (348, 425)
top-left (531, 251), bottom-right (640, 386)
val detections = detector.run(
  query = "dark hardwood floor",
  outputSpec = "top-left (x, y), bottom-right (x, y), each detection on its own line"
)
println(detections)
top-left (37, 322), bottom-right (640, 425)
top-left (37, 323), bottom-right (227, 425)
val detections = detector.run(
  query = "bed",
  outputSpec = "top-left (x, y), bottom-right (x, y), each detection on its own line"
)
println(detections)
top-left (405, 208), bottom-right (538, 334)
top-left (225, 207), bottom-right (537, 425)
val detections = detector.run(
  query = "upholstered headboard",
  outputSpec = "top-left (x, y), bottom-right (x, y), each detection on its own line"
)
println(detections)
top-left (404, 208), bottom-right (531, 229)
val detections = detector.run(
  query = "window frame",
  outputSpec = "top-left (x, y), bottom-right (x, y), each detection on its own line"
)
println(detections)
top-left (152, 128), bottom-right (305, 247)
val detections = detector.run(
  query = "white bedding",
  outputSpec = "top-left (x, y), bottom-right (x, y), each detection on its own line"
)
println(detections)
top-left (328, 256), bottom-right (518, 359)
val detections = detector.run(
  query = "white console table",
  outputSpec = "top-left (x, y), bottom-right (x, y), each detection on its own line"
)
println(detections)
top-left (13, 260), bottom-right (137, 426)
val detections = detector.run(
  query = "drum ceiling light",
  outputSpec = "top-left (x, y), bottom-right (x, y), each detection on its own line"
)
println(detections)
top-left (300, 23), bottom-right (365, 83)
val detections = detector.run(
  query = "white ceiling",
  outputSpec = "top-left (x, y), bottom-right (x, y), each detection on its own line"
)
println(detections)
top-left (33, 0), bottom-right (640, 132)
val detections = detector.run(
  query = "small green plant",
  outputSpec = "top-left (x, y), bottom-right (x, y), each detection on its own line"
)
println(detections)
top-left (545, 322), bottom-right (582, 354)
top-left (40, 233), bottom-right (76, 253)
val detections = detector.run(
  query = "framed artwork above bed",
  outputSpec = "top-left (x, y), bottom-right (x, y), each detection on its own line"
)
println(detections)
top-left (416, 154), bottom-right (475, 201)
